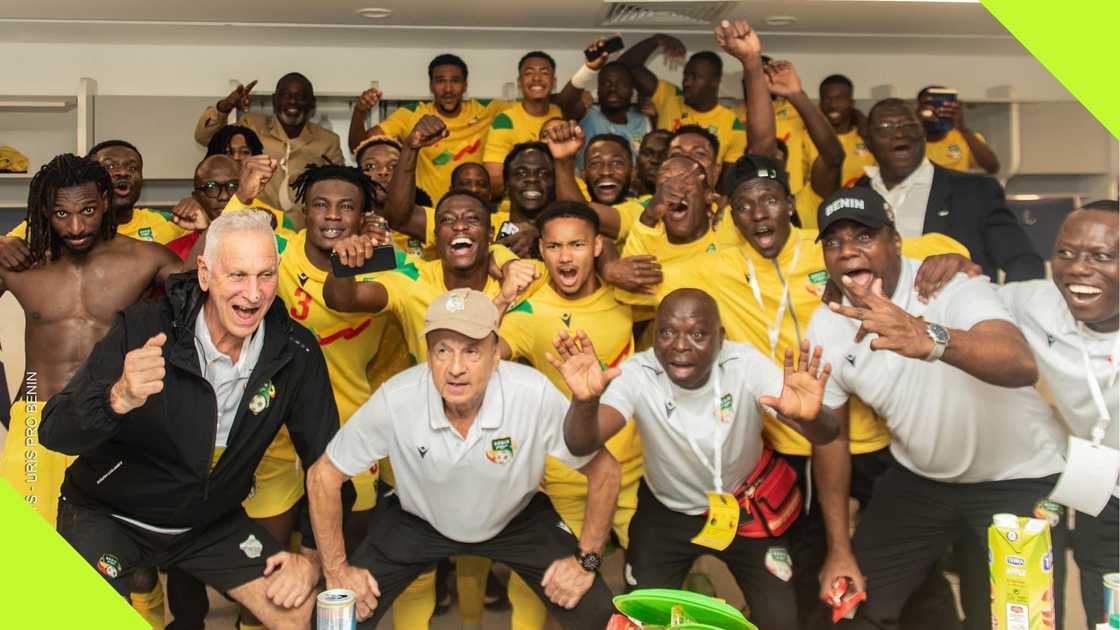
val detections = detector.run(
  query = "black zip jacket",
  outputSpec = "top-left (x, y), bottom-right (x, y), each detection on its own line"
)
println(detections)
top-left (40, 272), bottom-right (340, 531)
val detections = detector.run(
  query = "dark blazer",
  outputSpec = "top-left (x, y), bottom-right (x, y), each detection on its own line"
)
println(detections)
top-left (858, 164), bottom-right (1044, 281)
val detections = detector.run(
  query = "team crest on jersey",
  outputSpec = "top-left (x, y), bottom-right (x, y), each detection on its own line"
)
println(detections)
top-left (249, 381), bottom-right (277, 415)
top-left (137, 227), bottom-right (153, 241)
top-left (946, 143), bottom-right (963, 160)
top-left (706, 125), bottom-right (719, 137)
top-left (805, 269), bottom-right (830, 297)
top-left (855, 142), bottom-right (868, 155)
top-left (485, 437), bottom-right (515, 464)
top-left (560, 313), bottom-right (572, 328)
top-left (718, 394), bottom-right (733, 423)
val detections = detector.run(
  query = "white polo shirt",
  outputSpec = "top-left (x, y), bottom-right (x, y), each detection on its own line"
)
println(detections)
top-left (806, 257), bottom-right (1066, 484)
top-left (327, 361), bottom-right (595, 543)
top-left (1000, 280), bottom-right (1120, 496)
top-left (600, 342), bottom-right (782, 515)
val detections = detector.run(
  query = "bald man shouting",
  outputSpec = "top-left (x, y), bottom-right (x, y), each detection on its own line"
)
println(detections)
top-left (555, 288), bottom-right (839, 628)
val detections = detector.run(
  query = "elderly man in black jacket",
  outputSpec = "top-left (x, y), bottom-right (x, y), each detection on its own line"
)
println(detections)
top-left (41, 210), bottom-right (335, 630)
top-left (857, 98), bottom-right (1043, 282)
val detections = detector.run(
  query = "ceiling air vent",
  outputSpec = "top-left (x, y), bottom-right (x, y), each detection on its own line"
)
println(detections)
top-left (601, 1), bottom-right (736, 27)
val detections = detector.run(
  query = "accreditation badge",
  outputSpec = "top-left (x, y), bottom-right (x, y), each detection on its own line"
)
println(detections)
top-left (691, 491), bottom-right (740, 551)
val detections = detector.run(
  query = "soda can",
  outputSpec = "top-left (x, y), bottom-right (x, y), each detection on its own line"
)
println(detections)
top-left (317, 589), bottom-right (356, 630)
top-left (1105, 573), bottom-right (1120, 620)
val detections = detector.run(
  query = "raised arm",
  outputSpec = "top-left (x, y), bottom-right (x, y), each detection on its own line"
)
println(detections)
top-left (555, 37), bottom-right (612, 121)
top-left (322, 236), bottom-right (391, 313)
top-left (943, 99), bottom-right (1000, 174)
top-left (543, 120), bottom-right (623, 237)
top-left (714, 19), bottom-right (775, 158)
top-left (194, 80), bottom-right (256, 146)
top-left (617, 34), bottom-right (686, 98)
top-left (767, 60), bottom-right (844, 198)
top-left (385, 115), bottom-right (448, 240)
top-left (348, 88), bottom-right (383, 153)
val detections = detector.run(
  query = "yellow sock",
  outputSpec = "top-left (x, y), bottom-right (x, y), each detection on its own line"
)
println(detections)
top-left (454, 555), bottom-right (490, 626)
top-left (237, 623), bottom-right (265, 630)
top-left (391, 569), bottom-right (436, 629)
top-left (129, 580), bottom-right (165, 629)
top-left (508, 570), bottom-right (548, 630)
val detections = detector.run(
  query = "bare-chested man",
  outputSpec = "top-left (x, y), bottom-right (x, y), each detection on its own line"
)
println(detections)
top-left (0, 153), bottom-right (196, 527)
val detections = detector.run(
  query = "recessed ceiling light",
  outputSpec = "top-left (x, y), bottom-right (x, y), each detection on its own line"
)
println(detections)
top-left (356, 7), bottom-right (393, 20)
top-left (764, 15), bottom-right (797, 27)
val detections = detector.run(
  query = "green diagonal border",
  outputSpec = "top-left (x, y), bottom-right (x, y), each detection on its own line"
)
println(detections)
top-left (982, 0), bottom-right (1120, 140)
top-left (1, 3), bottom-right (1117, 628)
top-left (0, 482), bottom-right (147, 627)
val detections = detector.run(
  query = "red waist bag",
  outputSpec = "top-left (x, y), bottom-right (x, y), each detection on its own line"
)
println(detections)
top-left (730, 447), bottom-right (802, 538)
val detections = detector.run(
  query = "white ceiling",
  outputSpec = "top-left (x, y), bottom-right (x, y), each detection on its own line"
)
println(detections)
top-left (0, 0), bottom-right (1024, 54)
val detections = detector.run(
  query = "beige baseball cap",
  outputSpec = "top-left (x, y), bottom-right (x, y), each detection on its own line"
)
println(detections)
top-left (423, 288), bottom-right (500, 340)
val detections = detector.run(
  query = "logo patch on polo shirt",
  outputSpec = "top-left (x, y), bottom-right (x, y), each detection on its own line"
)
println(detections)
top-left (1046, 334), bottom-right (1056, 347)
top-left (845, 354), bottom-right (856, 366)
top-left (485, 437), bottom-right (515, 464)
top-left (665, 400), bottom-right (676, 417)
top-left (417, 446), bottom-right (428, 459)
top-left (718, 394), bottom-right (733, 423)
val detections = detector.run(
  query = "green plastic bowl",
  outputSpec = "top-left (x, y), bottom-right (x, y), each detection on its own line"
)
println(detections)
top-left (612, 588), bottom-right (758, 630)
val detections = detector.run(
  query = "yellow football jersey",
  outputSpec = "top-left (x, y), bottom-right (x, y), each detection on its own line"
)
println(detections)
top-left (279, 230), bottom-right (408, 422)
top-left (794, 128), bottom-right (879, 231)
top-left (483, 102), bottom-right (563, 165)
top-left (926, 128), bottom-right (980, 172)
top-left (7, 207), bottom-right (190, 245)
top-left (377, 99), bottom-right (510, 203)
top-left (368, 252), bottom-right (504, 363)
top-left (652, 81), bottom-right (746, 166)
top-left (501, 281), bottom-right (642, 497)
top-left (733, 98), bottom-right (810, 198)
top-left (642, 228), bottom-right (970, 455)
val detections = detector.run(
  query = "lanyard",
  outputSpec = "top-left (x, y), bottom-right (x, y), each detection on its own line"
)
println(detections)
top-left (676, 371), bottom-right (730, 493)
top-left (745, 241), bottom-right (800, 358)
top-left (1075, 324), bottom-right (1120, 444)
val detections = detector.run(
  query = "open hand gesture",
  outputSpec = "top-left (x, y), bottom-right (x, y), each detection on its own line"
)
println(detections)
top-left (546, 330), bottom-right (620, 401)
top-left (828, 276), bottom-right (934, 359)
top-left (759, 339), bottom-right (831, 424)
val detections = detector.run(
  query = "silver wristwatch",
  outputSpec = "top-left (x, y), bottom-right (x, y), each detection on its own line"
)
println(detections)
top-left (924, 322), bottom-right (950, 362)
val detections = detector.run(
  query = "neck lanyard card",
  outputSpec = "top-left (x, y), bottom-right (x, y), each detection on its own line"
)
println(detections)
top-left (1048, 328), bottom-right (1120, 517)
top-left (680, 375), bottom-right (740, 551)
top-left (746, 242), bottom-right (800, 358)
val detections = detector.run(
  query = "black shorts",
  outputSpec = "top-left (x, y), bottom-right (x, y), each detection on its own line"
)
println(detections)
top-left (1074, 496), bottom-right (1120, 625)
top-left (625, 480), bottom-right (799, 629)
top-left (350, 491), bottom-right (615, 630)
top-left (57, 497), bottom-right (283, 597)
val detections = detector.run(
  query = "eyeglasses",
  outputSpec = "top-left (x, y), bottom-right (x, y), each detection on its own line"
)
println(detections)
top-left (869, 121), bottom-right (923, 138)
top-left (195, 180), bottom-right (239, 198)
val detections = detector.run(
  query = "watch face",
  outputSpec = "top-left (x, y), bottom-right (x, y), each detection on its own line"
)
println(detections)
top-left (579, 552), bottom-right (602, 572)
top-left (928, 323), bottom-right (950, 344)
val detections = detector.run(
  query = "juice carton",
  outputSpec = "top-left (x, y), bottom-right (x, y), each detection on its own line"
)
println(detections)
top-left (989, 513), bottom-right (1055, 630)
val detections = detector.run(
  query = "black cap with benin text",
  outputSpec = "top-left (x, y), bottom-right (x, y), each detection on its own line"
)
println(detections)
top-left (816, 187), bottom-right (896, 242)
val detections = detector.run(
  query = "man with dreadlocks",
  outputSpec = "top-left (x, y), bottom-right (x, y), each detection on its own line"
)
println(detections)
top-left (0, 140), bottom-right (191, 271)
top-left (0, 153), bottom-right (192, 528)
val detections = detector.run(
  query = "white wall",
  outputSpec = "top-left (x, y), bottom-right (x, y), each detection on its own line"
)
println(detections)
top-left (0, 41), bottom-right (1079, 103)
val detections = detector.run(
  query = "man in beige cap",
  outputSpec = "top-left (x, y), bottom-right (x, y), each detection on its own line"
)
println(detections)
top-left (306, 288), bottom-right (620, 629)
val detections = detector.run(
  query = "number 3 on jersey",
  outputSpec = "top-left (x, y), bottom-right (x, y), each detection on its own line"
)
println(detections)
top-left (289, 287), bottom-right (313, 320)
